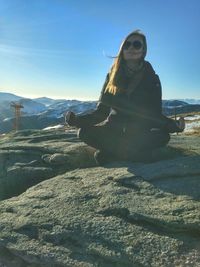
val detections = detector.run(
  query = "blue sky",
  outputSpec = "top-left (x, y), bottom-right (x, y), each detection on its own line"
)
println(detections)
top-left (0, 0), bottom-right (200, 100)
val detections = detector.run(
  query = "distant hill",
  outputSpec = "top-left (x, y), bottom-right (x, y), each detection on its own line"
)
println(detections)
top-left (18, 98), bottom-right (46, 114)
top-left (0, 93), bottom-right (47, 123)
top-left (33, 97), bottom-right (58, 106)
top-left (162, 99), bottom-right (200, 116)
top-left (0, 92), bottom-right (22, 102)
top-left (162, 100), bottom-right (188, 108)
top-left (0, 101), bottom-right (14, 122)
top-left (0, 115), bottom-right (64, 133)
top-left (177, 99), bottom-right (200, 105)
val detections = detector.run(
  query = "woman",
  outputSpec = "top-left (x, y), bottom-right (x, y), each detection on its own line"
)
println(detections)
top-left (66, 30), bottom-right (185, 165)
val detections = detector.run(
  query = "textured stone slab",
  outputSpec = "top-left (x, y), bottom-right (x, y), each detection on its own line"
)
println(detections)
top-left (0, 166), bottom-right (200, 266)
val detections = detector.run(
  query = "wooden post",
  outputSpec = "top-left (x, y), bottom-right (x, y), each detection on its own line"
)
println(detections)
top-left (10, 102), bottom-right (24, 131)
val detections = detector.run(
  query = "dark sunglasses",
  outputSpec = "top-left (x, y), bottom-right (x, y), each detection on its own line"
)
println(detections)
top-left (123, 40), bottom-right (143, 50)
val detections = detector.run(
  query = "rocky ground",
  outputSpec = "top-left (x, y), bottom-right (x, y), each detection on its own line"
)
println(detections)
top-left (0, 127), bottom-right (199, 267)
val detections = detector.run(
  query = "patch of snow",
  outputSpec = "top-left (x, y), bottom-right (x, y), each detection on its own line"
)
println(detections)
top-left (184, 115), bottom-right (200, 121)
top-left (3, 117), bottom-right (12, 122)
top-left (43, 124), bottom-right (64, 131)
top-left (184, 121), bottom-right (200, 132)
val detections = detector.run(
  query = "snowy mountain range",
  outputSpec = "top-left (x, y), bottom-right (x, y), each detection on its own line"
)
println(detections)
top-left (0, 92), bottom-right (200, 133)
top-left (0, 92), bottom-right (96, 119)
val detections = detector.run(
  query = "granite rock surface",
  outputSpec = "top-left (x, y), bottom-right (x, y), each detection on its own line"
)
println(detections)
top-left (0, 129), bottom-right (199, 266)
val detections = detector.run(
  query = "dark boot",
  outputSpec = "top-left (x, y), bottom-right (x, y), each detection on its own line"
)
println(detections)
top-left (94, 150), bottom-right (113, 166)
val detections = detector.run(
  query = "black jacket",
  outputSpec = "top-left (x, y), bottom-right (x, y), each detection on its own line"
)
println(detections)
top-left (75, 61), bottom-right (181, 133)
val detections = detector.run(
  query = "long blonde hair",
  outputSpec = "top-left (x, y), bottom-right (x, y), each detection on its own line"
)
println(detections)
top-left (104, 30), bottom-right (147, 95)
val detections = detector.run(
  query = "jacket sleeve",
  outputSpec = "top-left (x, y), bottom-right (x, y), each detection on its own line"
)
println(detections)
top-left (144, 75), bottom-right (183, 133)
top-left (74, 74), bottom-right (111, 128)
top-left (140, 75), bottom-right (182, 133)
top-left (148, 75), bottom-right (182, 133)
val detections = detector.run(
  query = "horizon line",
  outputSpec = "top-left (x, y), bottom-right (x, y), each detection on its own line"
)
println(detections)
top-left (0, 90), bottom-right (199, 101)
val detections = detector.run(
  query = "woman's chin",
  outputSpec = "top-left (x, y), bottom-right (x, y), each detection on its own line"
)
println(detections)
top-left (125, 56), bottom-right (142, 62)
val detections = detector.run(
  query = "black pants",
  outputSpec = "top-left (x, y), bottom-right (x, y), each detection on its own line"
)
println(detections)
top-left (78, 124), bottom-right (170, 161)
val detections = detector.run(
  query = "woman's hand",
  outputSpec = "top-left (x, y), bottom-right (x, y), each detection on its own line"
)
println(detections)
top-left (65, 111), bottom-right (77, 126)
top-left (176, 116), bottom-right (185, 132)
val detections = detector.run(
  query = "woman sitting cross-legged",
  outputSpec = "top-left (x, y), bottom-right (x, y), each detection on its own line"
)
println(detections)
top-left (65, 30), bottom-right (185, 165)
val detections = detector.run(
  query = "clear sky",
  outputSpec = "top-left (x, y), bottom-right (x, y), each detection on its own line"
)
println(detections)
top-left (0, 0), bottom-right (200, 100)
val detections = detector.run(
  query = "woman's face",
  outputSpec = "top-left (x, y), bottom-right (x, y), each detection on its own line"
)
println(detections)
top-left (122, 35), bottom-right (144, 62)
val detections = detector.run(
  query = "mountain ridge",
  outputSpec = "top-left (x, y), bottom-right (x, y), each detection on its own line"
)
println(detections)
top-left (1, 91), bottom-right (200, 105)
top-left (0, 92), bottom-right (200, 134)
